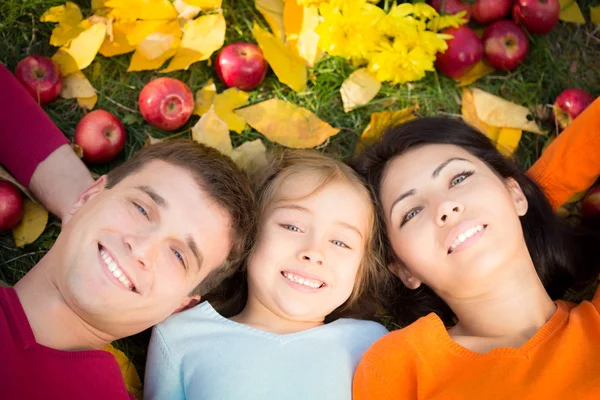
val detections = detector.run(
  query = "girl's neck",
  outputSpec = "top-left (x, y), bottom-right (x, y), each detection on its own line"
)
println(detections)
top-left (231, 295), bottom-right (324, 335)
top-left (445, 256), bottom-right (556, 348)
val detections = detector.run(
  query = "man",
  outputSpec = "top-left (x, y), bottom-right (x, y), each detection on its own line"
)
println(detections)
top-left (1, 65), bottom-right (255, 399)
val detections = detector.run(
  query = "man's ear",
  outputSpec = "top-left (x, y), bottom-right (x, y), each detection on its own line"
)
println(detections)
top-left (505, 178), bottom-right (528, 217)
top-left (389, 263), bottom-right (422, 290)
top-left (173, 295), bottom-right (201, 314)
top-left (68, 175), bottom-right (108, 216)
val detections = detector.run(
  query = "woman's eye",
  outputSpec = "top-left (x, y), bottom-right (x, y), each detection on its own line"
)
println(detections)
top-left (282, 224), bottom-right (301, 232)
top-left (134, 203), bottom-right (149, 219)
top-left (172, 249), bottom-right (185, 267)
top-left (331, 240), bottom-right (350, 249)
top-left (401, 208), bottom-right (421, 226)
top-left (450, 171), bottom-right (474, 187)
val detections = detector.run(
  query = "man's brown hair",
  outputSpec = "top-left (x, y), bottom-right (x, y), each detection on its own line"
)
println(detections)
top-left (105, 140), bottom-right (255, 296)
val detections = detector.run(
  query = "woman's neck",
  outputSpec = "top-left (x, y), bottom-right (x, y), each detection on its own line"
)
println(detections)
top-left (231, 294), bottom-right (324, 335)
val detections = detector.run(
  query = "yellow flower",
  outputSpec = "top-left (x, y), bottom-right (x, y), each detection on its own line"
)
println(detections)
top-left (412, 3), bottom-right (438, 20)
top-left (367, 39), bottom-right (436, 84)
top-left (297, 0), bottom-right (365, 8)
top-left (427, 11), bottom-right (468, 32)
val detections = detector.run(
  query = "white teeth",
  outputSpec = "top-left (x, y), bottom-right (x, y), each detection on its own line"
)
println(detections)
top-left (449, 225), bottom-right (484, 253)
top-left (100, 248), bottom-right (134, 291)
top-left (282, 272), bottom-right (324, 289)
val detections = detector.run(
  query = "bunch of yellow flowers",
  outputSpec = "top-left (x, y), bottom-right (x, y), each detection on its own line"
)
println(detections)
top-left (314, 1), bottom-right (467, 84)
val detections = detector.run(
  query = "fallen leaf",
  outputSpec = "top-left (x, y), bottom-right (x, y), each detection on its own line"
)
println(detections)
top-left (0, 167), bottom-right (36, 202)
top-left (12, 199), bottom-right (49, 248)
top-left (99, 21), bottom-right (137, 57)
top-left (145, 133), bottom-right (164, 146)
top-left (184, 0), bottom-right (222, 8)
top-left (40, 2), bottom-right (82, 25)
top-left (60, 71), bottom-right (96, 99)
top-left (71, 143), bottom-right (84, 158)
top-left (49, 19), bottom-right (92, 47)
top-left (591, 6), bottom-right (600, 23)
top-left (471, 88), bottom-right (545, 134)
top-left (455, 60), bottom-right (495, 87)
top-left (566, 190), bottom-right (587, 203)
top-left (137, 33), bottom-right (176, 60)
top-left (92, 0), bottom-right (106, 10)
top-left (77, 95), bottom-right (98, 111)
top-left (356, 106), bottom-right (418, 153)
top-left (0, 280), bottom-right (9, 287)
top-left (253, 22), bottom-right (307, 92)
top-left (213, 88), bottom-right (249, 133)
top-left (105, 0), bottom-right (178, 21)
top-left (52, 22), bottom-right (108, 76)
top-left (128, 47), bottom-right (178, 71)
top-left (162, 13), bottom-right (226, 72)
top-left (255, 0), bottom-right (285, 40)
top-left (126, 20), bottom-right (182, 46)
top-left (496, 128), bottom-right (522, 156)
top-left (230, 139), bottom-right (268, 171)
top-left (173, 0), bottom-right (201, 20)
top-left (103, 344), bottom-right (142, 400)
top-left (235, 98), bottom-right (339, 148)
top-left (283, 1), bottom-right (322, 66)
top-left (193, 80), bottom-right (217, 116)
top-left (559, 0), bottom-right (585, 24)
top-left (192, 106), bottom-right (233, 154)
top-left (340, 68), bottom-right (381, 113)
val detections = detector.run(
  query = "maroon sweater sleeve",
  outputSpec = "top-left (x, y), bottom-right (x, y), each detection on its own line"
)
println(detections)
top-left (0, 63), bottom-right (69, 187)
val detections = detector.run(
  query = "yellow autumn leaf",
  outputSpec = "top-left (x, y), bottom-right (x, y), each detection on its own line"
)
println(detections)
top-left (340, 68), bottom-right (381, 113)
top-left (356, 106), bottom-right (418, 154)
top-left (559, 0), bottom-right (585, 24)
top-left (77, 95), bottom-right (98, 111)
top-left (145, 133), bottom-right (164, 147)
top-left (456, 60), bottom-right (495, 87)
top-left (128, 47), bottom-right (177, 71)
top-left (103, 344), bottom-right (142, 400)
top-left (60, 71), bottom-right (96, 99)
top-left (162, 13), bottom-right (226, 72)
top-left (173, 0), bottom-right (201, 20)
top-left (126, 20), bottom-right (181, 47)
top-left (40, 2), bottom-right (82, 25)
top-left (105, 0), bottom-right (178, 21)
top-left (137, 33), bottom-right (176, 60)
top-left (92, 0), bottom-right (106, 10)
top-left (192, 106), bottom-right (233, 155)
top-left (99, 21), bottom-right (137, 57)
top-left (52, 23), bottom-right (107, 76)
top-left (193, 80), bottom-right (217, 116)
top-left (230, 139), bottom-right (268, 171)
top-left (283, 1), bottom-right (322, 66)
top-left (253, 23), bottom-right (307, 92)
top-left (184, 0), bottom-right (222, 8)
top-left (255, 0), bottom-right (285, 40)
top-left (591, 6), bottom-right (600, 23)
top-left (235, 98), bottom-right (339, 148)
top-left (213, 88), bottom-right (249, 134)
top-left (471, 88), bottom-right (545, 134)
top-left (496, 128), bottom-right (522, 156)
top-left (50, 20), bottom-right (92, 47)
top-left (12, 199), bottom-right (49, 248)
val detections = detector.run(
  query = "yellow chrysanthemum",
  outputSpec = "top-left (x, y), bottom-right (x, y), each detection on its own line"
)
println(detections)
top-left (368, 39), bottom-right (436, 84)
top-left (412, 3), bottom-right (438, 20)
top-left (427, 11), bottom-right (468, 32)
top-left (297, 0), bottom-right (366, 8)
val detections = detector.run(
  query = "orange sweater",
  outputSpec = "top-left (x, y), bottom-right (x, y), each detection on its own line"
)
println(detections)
top-left (353, 98), bottom-right (600, 399)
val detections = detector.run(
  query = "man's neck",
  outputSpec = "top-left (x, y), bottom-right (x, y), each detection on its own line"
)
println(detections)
top-left (13, 253), bottom-right (114, 351)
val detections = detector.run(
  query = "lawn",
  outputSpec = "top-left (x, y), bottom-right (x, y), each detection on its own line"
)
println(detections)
top-left (1, 0), bottom-right (599, 381)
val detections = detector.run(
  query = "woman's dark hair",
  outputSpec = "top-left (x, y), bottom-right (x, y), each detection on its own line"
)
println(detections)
top-left (351, 117), bottom-right (600, 327)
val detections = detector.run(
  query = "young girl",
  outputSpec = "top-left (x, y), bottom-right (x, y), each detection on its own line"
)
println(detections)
top-left (352, 117), bottom-right (600, 399)
top-left (144, 150), bottom-right (389, 399)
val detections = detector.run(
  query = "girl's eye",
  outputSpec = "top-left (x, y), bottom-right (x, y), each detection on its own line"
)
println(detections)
top-left (401, 208), bottom-right (421, 226)
top-left (450, 170), bottom-right (474, 187)
top-left (331, 240), bottom-right (350, 249)
top-left (134, 203), bottom-right (149, 219)
top-left (282, 224), bottom-right (301, 232)
top-left (172, 249), bottom-right (186, 267)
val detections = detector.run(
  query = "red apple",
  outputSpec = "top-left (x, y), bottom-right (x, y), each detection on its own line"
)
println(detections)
top-left (513, 0), bottom-right (560, 35)
top-left (553, 88), bottom-right (595, 130)
top-left (482, 20), bottom-right (529, 71)
top-left (139, 77), bottom-right (194, 131)
top-left (435, 26), bottom-right (483, 79)
top-left (582, 186), bottom-right (600, 218)
top-left (429, 0), bottom-right (472, 20)
top-left (0, 181), bottom-right (23, 231)
top-left (215, 43), bottom-right (268, 91)
top-left (14, 55), bottom-right (62, 105)
top-left (472, 0), bottom-right (512, 24)
top-left (74, 110), bottom-right (126, 164)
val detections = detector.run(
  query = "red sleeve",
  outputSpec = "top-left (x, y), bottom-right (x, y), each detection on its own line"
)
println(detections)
top-left (527, 98), bottom-right (600, 210)
top-left (0, 63), bottom-right (69, 187)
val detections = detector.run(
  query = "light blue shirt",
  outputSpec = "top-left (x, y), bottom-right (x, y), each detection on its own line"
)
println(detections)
top-left (144, 302), bottom-right (388, 400)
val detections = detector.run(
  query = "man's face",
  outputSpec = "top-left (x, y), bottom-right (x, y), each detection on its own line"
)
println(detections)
top-left (53, 160), bottom-right (233, 338)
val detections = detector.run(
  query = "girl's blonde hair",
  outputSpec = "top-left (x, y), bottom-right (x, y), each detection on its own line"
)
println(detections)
top-left (206, 149), bottom-right (386, 321)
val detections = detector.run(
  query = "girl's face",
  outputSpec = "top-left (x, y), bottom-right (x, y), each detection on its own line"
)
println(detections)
top-left (246, 171), bottom-right (371, 322)
top-left (379, 144), bottom-right (529, 300)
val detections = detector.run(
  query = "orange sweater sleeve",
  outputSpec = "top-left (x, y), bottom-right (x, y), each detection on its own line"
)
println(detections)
top-left (527, 98), bottom-right (600, 210)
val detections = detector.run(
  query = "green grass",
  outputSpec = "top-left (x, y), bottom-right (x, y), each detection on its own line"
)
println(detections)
top-left (1, 0), bottom-right (600, 382)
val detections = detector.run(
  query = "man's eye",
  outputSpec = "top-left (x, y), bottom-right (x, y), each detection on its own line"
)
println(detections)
top-left (450, 170), bottom-right (474, 187)
top-left (401, 208), bottom-right (421, 226)
top-left (331, 240), bottom-right (350, 249)
top-left (173, 249), bottom-right (185, 267)
top-left (282, 224), bottom-right (301, 232)
top-left (134, 203), bottom-right (149, 219)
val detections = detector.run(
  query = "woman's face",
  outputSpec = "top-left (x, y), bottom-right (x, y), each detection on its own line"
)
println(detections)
top-left (379, 144), bottom-right (529, 300)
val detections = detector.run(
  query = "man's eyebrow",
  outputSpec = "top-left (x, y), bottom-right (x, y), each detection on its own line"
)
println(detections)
top-left (187, 236), bottom-right (203, 271)
top-left (389, 189), bottom-right (416, 219)
top-left (431, 157), bottom-right (471, 178)
top-left (136, 185), bottom-right (167, 208)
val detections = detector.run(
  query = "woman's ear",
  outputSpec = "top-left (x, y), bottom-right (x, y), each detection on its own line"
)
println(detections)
top-left (389, 263), bottom-right (422, 290)
top-left (68, 176), bottom-right (108, 216)
top-left (505, 178), bottom-right (528, 217)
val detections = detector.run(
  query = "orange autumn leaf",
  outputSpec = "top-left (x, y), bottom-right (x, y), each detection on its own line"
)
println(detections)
top-left (283, 1), bottom-right (322, 66)
top-left (356, 106), bottom-right (418, 154)
top-left (235, 98), bottom-right (339, 148)
top-left (455, 60), bottom-right (495, 87)
top-left (255, 0), bottom-right (285, 40)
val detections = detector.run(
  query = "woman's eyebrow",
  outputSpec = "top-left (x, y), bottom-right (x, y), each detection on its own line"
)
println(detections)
top-left (431, 157), bottom-right (471, 178)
